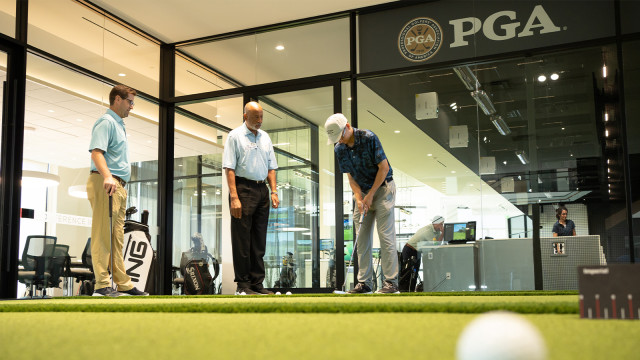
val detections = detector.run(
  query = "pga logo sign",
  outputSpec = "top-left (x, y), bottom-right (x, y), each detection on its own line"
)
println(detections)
top-left (398, 5), bottom-right (562, 62)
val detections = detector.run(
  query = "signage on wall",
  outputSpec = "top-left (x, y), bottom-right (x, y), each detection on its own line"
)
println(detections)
top-left (359, 0), bottom-right (616, 73)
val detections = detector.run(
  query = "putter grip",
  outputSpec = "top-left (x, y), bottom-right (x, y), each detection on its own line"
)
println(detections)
top-left (109, 195), bottom-right (112, 213)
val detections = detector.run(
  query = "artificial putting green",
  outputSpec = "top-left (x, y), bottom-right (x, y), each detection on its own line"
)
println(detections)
top-left (1, 293), bottom-right (638, 360)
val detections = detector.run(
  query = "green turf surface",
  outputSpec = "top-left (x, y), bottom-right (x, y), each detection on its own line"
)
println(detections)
top-left (0, 292), bottom-right (579, 314)
top-left (1, 293), bottom-right (637, 360)
top-left (1, 312), bottom-right (638, 360)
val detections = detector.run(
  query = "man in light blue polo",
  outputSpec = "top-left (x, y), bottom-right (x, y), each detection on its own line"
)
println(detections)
top-left (87, 84), bottom-right (147, 297)
top-left (223, 101), bottom-right (279, 295)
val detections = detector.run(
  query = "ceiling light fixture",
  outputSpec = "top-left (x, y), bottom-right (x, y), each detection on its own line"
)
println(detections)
top-left (68, 185), bottom-right (88, 199)
top-left (490, 115), bottom-right (511, 135)
top-left (550, 73), bottom-right (559, 80)
top-left (22, 170), bottom-right (60, 187)
top-left (118, 73), bottom-right (126, 77)
top-left (453, 65), bottom-right (480, 91)
top-left (602, 65), bottom-right (607, 78)
top-left (394, 130), bottom-right (400, 133)
top-left (471, 90), bottom-right (496, 115)
top-left (537, 75), bottom-right (547, 82)
top-left (515, 150), bottom-right (530, 165)
top-left (275, 45), bottom-right (285, 51)
top-left (604, 113), bottom-right (608, 122)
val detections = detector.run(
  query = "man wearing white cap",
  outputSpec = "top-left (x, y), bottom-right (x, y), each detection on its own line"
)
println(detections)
top-left (325, 113), bottom-right (399, 294)
top-left (400, 215), bottom-right (445, 291)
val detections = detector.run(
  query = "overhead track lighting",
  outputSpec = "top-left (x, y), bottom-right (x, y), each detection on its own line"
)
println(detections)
top-left (471, 90), bottom-right (496, 115)
top-left (490, 115), bottom-right (511, 135)
top-left (453, 65), bottom-right (480, 91)
top-left (515, 150), bottom-right (530, 165)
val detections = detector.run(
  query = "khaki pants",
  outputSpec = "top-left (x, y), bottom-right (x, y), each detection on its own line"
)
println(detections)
top-left (87, 173), bottom-right (133, 291)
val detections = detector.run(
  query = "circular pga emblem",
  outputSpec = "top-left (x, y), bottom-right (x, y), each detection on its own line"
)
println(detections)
top-left (398, 17), bottom-right (443, 62)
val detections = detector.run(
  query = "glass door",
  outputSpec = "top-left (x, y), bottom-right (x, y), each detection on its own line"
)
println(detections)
top-left (249, 85), bottom-right (338, 290)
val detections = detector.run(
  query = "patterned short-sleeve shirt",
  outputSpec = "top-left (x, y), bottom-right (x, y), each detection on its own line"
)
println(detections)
top-left (334, 128), bottom-right (393, 191)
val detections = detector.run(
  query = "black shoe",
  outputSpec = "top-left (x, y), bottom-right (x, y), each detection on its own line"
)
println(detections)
top-left (252, 286), bottom-right (274, 295)
top-left (119, 287), bottom-right (149, 296)
top-left (92, 287), bottom-right (121, 297)
top-left (235, 287), bottom-right (259, 295)
top-left (347, 283), bottom-right (373, 294)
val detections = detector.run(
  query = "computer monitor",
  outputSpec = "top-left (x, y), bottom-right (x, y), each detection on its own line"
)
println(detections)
top-left (444, 221), bottom-right (477, 244)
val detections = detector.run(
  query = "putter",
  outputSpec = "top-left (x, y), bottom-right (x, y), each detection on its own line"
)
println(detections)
top-left (109, 195), bottom-right (114, 290)
top-left (334, 211), bottom-right (366, 294)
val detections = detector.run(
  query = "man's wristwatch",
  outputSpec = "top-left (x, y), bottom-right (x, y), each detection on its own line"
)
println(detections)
top-left (271, 191), bottom-right (278, 195)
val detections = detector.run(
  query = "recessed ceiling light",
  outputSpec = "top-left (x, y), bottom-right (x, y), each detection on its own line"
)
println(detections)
top-left (427, 153), bottom-right (432, 157)
top-left (537, 75), bottom-right (546, 82)
top-left (394, 130), bottom-right (400, 133)
top-left (451, 171), bottom-right (456, 174)
top-left (48, 110), bottom-right (54, 113)
top-left (550, 73), bottom-right (559, 80)
top-left (561, 127), bottom-right (565, 130)
top-left (347, 97), bottom-right (352, 101)
top-left (118, 73), bottom-right (126, 77)
top-left (275, 45), bottom-right (285, 51)
top-left (215, 115), bottom-right (221, 118)
top-left (503, 161), bottom-right (507, 165)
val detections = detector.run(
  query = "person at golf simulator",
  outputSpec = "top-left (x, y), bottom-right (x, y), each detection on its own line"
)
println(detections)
top-left (223, 101), bottom-right (279, 295)
top-left (87, 84), bottom-right (148, 296)
top-left (325, 113), bottom-right (400, 294)
top-left (400, 215), bottom-right (444, 291)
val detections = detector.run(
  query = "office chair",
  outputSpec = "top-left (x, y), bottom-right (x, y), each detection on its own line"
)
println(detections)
top-left (17, 235), bottom-right (57, 298)
top-left (68, 238), bottom-right (94, 295)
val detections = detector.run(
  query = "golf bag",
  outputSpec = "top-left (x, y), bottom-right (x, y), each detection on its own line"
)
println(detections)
top-left (179, 233), bottom-right (219, 295)
top-left (398, 251), bottom-right (420, 292)
top-left (120, 209), bottom-right (156, 294)
top-left (274, 252), bottom-right (296, 288)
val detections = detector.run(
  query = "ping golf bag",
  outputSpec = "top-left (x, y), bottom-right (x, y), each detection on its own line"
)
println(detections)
top-left (179, 233), bottom-right (219, 295)
top-left (119, 208), bottom-right (156, 294)
top-left (398, 252), bottom-right (420, 292)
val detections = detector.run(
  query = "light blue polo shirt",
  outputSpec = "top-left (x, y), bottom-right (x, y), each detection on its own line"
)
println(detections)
top-left (88, 109), bottom-right (131, 183)
top-left (222, 122), bottom-right (278, 181)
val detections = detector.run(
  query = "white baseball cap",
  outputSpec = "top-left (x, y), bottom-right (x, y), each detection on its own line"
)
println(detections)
top-left (431, 215), bottom-right (445, 224)
top-left (325, 113), bottom-right (348, 145)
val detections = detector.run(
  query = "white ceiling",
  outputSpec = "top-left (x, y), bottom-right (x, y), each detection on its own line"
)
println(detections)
top-left (89, 0), bottom-right (398, 44)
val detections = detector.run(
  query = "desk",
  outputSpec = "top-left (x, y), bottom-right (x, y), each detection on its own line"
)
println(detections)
top-left (419, 243), bottom-right (477, 292)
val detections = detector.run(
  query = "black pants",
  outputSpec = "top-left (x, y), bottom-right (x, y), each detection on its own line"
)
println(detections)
top-left (399, 244), bottom-right (421, 292)
top-left (230, 178), bottom-right (271, 289)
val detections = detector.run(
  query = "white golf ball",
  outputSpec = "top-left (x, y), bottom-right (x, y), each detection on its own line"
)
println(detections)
top-left (240, 291), bottom-right (246, 296)
top-left (286, 291), bottom-right (292, 296)
top-left (275, 291), bottom-right (281, 295)
top-left (456, 311), bottom-right (547, 360)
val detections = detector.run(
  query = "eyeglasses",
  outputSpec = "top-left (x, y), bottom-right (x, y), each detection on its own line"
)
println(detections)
top-left (122, 97), bottom-right (135, 107)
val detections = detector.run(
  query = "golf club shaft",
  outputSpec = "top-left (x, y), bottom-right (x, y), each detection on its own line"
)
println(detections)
top-left (342, 212), bottom-right (365, 292)
top-left (109, 195), bottom-right (114, 289)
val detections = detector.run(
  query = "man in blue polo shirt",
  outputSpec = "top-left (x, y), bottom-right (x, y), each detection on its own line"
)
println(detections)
top-left (223, 101), bottom-right (279, 295)
top-left (325, 113), bottom-right (399, 294)
top-left (87, 84), bottom-right (147, 297)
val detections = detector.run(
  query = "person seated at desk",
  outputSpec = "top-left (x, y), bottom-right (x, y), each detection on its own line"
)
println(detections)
top-left (552, 205), bottom-right (576, 237)
top-left (399, 215), bottom-right (444, 291)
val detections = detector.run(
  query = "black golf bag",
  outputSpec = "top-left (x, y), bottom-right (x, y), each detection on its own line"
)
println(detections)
top-left (179, 233), bottom-right (219, 295)
top-left (398, 251), bottom-right (420, 292)
top-left (121, 209), bottom-right (156, 294)
top-left (274, 252), bottom-right (296, 288)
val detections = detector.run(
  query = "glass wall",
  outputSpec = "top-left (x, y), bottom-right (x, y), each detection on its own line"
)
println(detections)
top-left (0, 0), bottom-right (14, 38)
top-left (357, 44), bottom-right (624, 291)
top-left (28, 0), bottom-right (160, 97)
top-left (257, 86), bottom-right (335, 290)
top-left (16, 52), bottom-right (159, 297)
top-left (178, 17), bottom-right (349, 90)
top-left (624, 39), bottom-right (640, 262)
top-left (172, 97), bottom-right (238, 294)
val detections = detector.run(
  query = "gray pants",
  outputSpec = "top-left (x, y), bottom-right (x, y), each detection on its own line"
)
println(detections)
top-left (353, 180), bottom-right (398, 287)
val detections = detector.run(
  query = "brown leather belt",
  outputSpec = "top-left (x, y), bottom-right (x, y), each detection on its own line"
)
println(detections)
top-left (90, 171), bottom-right (126, 187)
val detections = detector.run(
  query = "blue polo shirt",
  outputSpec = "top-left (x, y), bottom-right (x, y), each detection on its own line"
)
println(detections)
top-left (222, 122), bottom-right (278, 181)
top-left (335, 128), bottom-right (392, 192)
top-left (88, 109), bottom-right (131, 183)
top-left (552, 220), bottom-right (576, 236)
